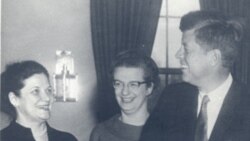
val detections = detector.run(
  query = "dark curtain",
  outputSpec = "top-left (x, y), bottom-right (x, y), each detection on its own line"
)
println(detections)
top-left (91, 0), bottom-right (162, 122)
top-left (200, 0), bottom-right (250, 85)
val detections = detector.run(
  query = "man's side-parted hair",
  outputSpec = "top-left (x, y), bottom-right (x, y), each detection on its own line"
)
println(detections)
top-left (180, 10), bottom-right (242, 69)
top-left (1, 60), bottom-right (50, 119)
top-left (179, 10), bottom-right (228, 32)
top-left (110, 50), bottom-right (160, 89)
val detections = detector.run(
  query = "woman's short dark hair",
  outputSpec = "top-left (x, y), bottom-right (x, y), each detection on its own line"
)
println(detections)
top-left (1, 60), bottom-right (49, 119)
top-left (110, 50), bottom-right (160, 89)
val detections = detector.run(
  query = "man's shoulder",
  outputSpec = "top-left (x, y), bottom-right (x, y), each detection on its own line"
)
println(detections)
top-left (167, 82), bottom-right (196, 89)
top-left (230, 81), bottom-right (250, 99)
top-left (161, 82), bottom-right (198, 98)
top-left (151, 82), bottom-right (198, 116)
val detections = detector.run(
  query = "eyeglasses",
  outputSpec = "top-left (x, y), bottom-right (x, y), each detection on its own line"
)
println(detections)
top-left (112, 80), bottom-right (148, 92)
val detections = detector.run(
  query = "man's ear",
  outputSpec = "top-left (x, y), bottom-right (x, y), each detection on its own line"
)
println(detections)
top-left (208, 49), bottom-right (221, 66)
top-left (8, 92), bottom-right (19, 107)
top-left (146, 83), bottom-right (154, 96)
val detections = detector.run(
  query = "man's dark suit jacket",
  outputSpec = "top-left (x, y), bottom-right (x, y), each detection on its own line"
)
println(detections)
top-left (139, 82), bottom-right (250, 141)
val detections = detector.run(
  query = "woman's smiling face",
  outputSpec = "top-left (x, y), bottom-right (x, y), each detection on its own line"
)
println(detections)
top-left (11, 73), bottom-right (54, 123)
top-left (113, 66), bottom-right (153, 115)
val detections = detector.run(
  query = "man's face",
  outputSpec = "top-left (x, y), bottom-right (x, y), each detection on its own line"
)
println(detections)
top-left (113, 66), bottom-right (153, 115)
top-left (176, 29), bottom-right (211, 86)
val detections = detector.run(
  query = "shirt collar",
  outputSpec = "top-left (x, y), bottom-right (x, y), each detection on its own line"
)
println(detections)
top-left (199, 74), bottom-right (233, 101)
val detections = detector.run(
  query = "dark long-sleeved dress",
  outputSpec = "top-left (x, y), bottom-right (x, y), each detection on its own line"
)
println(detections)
top-left (90, 114), bottom-right (143, 141)
top-left (1, 121), bottom-right (78, 141)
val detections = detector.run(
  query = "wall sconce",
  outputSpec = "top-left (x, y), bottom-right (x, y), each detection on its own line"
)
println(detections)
top-left (53, 50), bottom-right (78, 102)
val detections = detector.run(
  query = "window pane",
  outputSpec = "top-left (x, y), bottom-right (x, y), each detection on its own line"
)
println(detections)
top-left (151, 18), bottom-right (166, 68)
top-left (168, 18), bottom-right (181, 68)
top-left (152, 0), bottom-right (200, 69)
top-left (160, 0), bottom-right (167, 16)
top-left (168, 0), bottom-right (200, 17)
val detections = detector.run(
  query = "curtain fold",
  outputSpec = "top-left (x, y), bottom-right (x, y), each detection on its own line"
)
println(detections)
top-left (199, 0), bottom-right (250, 85)
top-left (91, 0), bottom-right (162, 121)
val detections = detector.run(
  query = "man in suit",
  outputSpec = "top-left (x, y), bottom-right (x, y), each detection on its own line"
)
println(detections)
top-left (139, 10), bottom-right (250, 141)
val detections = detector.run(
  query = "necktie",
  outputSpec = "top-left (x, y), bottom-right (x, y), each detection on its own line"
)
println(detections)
top-left (195, 95), bottom-right (210, 141)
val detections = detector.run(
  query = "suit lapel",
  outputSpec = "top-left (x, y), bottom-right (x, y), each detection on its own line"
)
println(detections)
top-left (191, 89), bottom-right (199, 141)
top-left (209, 82), bottom-right (240, 141)
top-left (179, 85), bottom-right (198, 141)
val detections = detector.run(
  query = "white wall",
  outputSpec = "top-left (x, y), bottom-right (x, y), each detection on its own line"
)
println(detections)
top-left (2, 0), bottom-right (97, 140)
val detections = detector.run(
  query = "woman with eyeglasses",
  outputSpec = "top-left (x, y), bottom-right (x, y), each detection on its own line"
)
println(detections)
top-left (1, 60), bottom-right (77, 141)
top-left (90, 50), bottom-right (159, 141)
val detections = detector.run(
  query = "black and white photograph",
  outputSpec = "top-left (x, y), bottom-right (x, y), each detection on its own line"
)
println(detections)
top-left (1, 0), bottom-right (250, 141)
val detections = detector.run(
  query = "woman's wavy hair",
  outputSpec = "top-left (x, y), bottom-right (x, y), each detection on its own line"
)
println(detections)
top-left (1, 60), bottom-right (49, 119)
top-left (110, 49), bottom-right (160, 90)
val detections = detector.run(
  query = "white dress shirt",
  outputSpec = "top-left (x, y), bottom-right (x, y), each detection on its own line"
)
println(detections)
top-left (197, 74), bottom-right (233, 139)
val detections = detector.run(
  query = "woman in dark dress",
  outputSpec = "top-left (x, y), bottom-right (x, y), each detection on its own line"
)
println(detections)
top-left (90, 50), bottom-right (159, 141)
top-left (1, 60), bottom-right (77, 141)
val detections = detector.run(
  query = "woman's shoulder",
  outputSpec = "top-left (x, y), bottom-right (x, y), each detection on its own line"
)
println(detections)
top-left (47, 125), bottom-right (78, 141)
top-left (0, 123), bottom-right (13, 139)
top-left (91, 115), bottom-right (119, 134)
top-left (1, 121), bottom-right (25, 136)
top-left (89, 119), bottom-right (108, 141)
top-left (1, 121), bottom-right (32, 141)
top-left (90, 114), bottom-right (120, 141)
